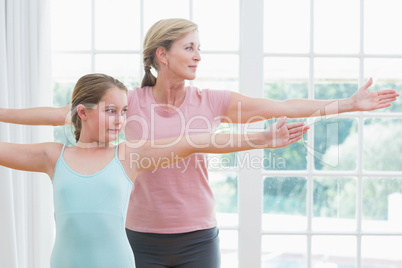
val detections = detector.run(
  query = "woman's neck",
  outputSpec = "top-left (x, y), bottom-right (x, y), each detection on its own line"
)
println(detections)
top-left (152, 79), bottom-right (187, 108)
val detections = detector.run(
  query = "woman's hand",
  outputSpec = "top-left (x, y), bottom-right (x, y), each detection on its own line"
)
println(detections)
top-left (261, 117), bottom-right (309, 149)
top-left (351, 77), bottom-right (400, 112)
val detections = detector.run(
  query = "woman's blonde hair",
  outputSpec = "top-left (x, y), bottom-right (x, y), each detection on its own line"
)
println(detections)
top-left (71, 73), bottom-right (127, 142)
top-left (141, 18), bottom-right (198, 88)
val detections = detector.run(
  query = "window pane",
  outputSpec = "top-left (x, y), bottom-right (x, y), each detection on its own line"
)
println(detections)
top-left (143, 0), bottom-right (190, 32)
top-left (264, 0), bottom-right (310, 53)
top-left (220, 230), bottom-right (238, 268)
top-left (363, 119), bottom-right (402, 171)
top-left (312, 235), bottom-right (356, 267)
top-left (195, 54), bottom-right (239, 91)
top-left (314, 0), bottom-right (359, 54)
top-left (263, 177), bottom-right (307, 231)
top-left (313, 177), bottom-right (356, 232)
top-left (365, 58), bottom-right (402, 113)
top-left (262, 235), bottom-right (307, 267)
top-left (314, 58), bottom-right (359, 99)
top-left (193, 0), bottom-right (239, 51)
top-left (365, 0), bottom-right (402, 54)
top-left (52, 54), bottom-right (92, 82)
top-left (264, 57), bottom-right (309, 100)
top-left (210, 172), bottom-right (238, 217)
top-left (94, 54), bottom-right (142, 87)
top-left (362, 177), bottom-right (402, 232)
top-left (314, 118), bottom-right (358, 171)
top-left (95, 0), bottom-right (141, 50)
top-left (51, 0), bottom-right (92, 50)
top-left (362, 236), bottom-right (402, 268)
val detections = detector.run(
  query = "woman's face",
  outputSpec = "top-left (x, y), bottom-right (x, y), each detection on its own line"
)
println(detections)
top-left (166, 31), bottom-right (201, 81)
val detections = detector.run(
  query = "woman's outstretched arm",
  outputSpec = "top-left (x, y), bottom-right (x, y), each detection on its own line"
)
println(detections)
top-left (224, 78), bottom-right (400, 123)
top-left (0, 105), bottom-right (71, 126)
top-left (121, 117), bottom-right (309, 178)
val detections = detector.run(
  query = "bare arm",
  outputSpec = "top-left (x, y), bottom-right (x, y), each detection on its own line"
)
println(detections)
top-left (224, 78), bottom-right (400, 123)
top-left (0, 142), bottom-right (62, 177)
top-left (0, 105), bottom-right (71, 126)
top-left (121, 117), bottom-right (309, 177)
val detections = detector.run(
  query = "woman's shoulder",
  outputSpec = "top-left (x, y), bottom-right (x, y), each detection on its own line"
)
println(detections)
top-left (128, 86), bottom-right (152, 102)
top-left (186, 86), bottom-right (231, 99)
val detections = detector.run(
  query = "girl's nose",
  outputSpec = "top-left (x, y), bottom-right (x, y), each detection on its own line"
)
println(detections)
top-left (117, 114), bottom-right (125, 124)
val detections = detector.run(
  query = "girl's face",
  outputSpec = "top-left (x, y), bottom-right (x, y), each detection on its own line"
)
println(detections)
top-left (166, 31), bottom-right (201, 81)
top-left (86, 87), bottom-right (128, 143)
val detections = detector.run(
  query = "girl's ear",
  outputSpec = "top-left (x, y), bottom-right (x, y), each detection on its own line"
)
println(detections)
top-left (77, 104), bottom-right (88, 121)
top-left (156, 47), bottom-right (168, 66)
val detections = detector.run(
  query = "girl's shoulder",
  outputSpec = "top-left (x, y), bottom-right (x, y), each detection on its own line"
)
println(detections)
top-left (46, 142), bottom-right (65, 156)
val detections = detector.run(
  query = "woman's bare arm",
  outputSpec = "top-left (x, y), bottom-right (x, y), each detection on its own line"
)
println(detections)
top-left (224, 78), bottom-right (399, 123)
top-left (121, 117), bottom-right (309, 178)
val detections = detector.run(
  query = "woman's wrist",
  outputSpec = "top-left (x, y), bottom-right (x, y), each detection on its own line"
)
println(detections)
top-left (339, 97), bottom-right (355, 113)
top-left (245, 132), bottom-right (268, 149)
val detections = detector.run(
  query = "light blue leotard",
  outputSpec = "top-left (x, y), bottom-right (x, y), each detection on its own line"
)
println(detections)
top-left (51, 144), bottom-right (135, 268)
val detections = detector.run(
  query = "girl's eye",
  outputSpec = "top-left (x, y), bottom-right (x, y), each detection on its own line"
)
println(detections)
top-left (106, 109), bottom-right (115, 114)
top-left (122, 109), bottom-right (128, 115)
top-left (186, 46), bottom-right (193, 51)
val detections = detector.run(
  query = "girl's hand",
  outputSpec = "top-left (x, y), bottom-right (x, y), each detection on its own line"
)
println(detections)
top-left (262, 117), bottom-right (309, 148)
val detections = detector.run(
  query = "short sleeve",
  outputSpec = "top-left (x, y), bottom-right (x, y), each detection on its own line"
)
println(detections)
top-left (206, 89), bottom-right (231, 118)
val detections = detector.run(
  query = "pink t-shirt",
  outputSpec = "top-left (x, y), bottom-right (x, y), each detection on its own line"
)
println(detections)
top-left (124, 86), bottom-right (231, 233)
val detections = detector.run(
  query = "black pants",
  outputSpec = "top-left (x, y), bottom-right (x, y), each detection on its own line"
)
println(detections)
top-left (125, 227), bottom-right (221, 268)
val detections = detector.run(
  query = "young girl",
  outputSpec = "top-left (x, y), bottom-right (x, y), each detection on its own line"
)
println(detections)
top-left (0, 73), bottom-right (308, 268)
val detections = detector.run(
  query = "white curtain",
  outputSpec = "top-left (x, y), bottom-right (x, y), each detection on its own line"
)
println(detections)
top-left (0, 0), bottom-right (54, 267)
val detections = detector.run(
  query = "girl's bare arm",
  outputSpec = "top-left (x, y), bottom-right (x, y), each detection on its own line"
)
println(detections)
top-left (0, 105), bottom-right (71, 126)
top-left (0, 142), bottom-right (62, 178)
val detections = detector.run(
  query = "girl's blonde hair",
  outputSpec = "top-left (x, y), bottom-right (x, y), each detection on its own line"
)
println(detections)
top-left (141, 18), bottom-right (198, 88)
top-left (71, 73), bottom-right (127, 142)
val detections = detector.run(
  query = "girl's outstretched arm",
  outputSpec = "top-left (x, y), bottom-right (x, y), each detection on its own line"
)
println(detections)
top-left (0, 142), bottom-right (62, 178)
top-left (0, 105), bottom-right (71, 126)
top-left (121, 117), bottom-right (308, 177)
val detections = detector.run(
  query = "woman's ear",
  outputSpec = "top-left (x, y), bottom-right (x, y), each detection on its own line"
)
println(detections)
top-left (77, 104), bottom-right (88, 121)
top-left (156, 47), bottom-right (168, 66)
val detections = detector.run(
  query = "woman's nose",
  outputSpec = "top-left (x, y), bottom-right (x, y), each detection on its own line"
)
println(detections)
top-left (194, 50), bottom-right (201, 62)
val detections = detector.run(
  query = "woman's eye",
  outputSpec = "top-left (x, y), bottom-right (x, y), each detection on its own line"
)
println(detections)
top-left (186, 46), bottom-right (193, 51)
top-left (106, 109), bottom-right (115, 114)
top-left (122, 109), bottom-right (128, 115)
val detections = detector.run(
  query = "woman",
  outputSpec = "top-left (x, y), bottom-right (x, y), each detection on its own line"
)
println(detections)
top-left (0, 18), bottom-right (398, 268)
top-left (0, 73), bottom-right (307, 268)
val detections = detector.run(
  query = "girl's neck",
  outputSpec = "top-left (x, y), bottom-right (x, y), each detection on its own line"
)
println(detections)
top-left (75, 140), bottom-right (110, 149)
